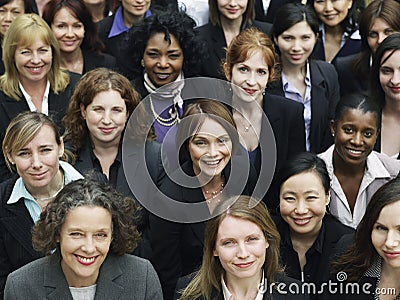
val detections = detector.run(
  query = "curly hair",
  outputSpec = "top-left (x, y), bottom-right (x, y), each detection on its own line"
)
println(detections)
top-left (42, 0), bottom-right (105, 54)
top-left (123, 9), bottom-right (206, 79)
top-left (62, 68), bottom-right (141, 152)
top-left (32, 177), bottom-right (141, 256)
top-left (179, 195), bottom-right (283, 300)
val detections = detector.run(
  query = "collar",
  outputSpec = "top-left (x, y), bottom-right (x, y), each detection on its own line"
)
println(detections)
top-left (319, 24), bottom-right (360, 47)
top-left (19, 81), bottom-right (50, 115)
top-left (282, 61), bottom-right (311, 91)
top-left (108, 6), bottom-right (151, 38)
top-left (364, 256), bottom-right (382, 278)
top-left (221, 271), bottom-right (266, 300)
top-left (7, 161), bottom-right (83, 204)
top-left (319, 145), bottom-right (392, 181)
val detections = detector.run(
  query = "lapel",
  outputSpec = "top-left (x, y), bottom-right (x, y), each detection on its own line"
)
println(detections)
top-left (262, 94), bottom-right (282, 132)
top-left (44, 255), bottom-right (73, 300)
top-left (0, 93), bottom-right (30, 125)
top-left (94, 254), bottom-right (124, 299)
top-left (1, 199), bottom-right (38, 256)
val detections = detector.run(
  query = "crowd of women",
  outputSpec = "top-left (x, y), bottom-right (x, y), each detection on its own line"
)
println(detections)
top-left (1, 0), bottom-right (400, 299)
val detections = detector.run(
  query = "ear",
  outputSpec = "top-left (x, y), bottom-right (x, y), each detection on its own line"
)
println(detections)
top-left (223, 62), bottom-right (231, 81)
top-left (330, 120), bottom-right (335, 137)
top-left (326, 191), bottom-right (331, 206)
top-left (273, 36), bottom-right (278, 46)
top-left (265, 240), bottom-right (270, 249)
top-left (6, 151), bottom-right (14, 165)
top-left (58, 136), bottom-right (65, 158)
top-left (213, 249), bottom-right (218, 257)
top-left (80, 103), bottom-right (86, 119)
top-left (347, 0), bottom-right (353, 9)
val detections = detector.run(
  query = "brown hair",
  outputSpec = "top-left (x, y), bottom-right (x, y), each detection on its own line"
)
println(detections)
top-left (224, 27), bottom-right (278, 83)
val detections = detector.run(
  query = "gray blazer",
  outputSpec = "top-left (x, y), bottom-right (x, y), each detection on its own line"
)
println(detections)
top-left (4, 253), bottom-right (163, 300)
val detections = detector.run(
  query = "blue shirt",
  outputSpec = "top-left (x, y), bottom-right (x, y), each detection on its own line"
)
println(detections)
top-left (108, 6), bottom-right (151, 38)
top-left (7, 161), bottom-right (83, 223)
top-left (282, 62), bottom-right (312, 151)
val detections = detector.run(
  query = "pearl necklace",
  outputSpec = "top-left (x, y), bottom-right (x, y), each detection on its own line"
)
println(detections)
top-left (149, 96), bottom-right (179, 127)
top-left (204, 182), bottom-right (225, 204)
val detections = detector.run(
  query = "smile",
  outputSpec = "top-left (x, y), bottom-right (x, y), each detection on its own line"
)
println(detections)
top-left (383, 251), bottom-right (400, 259)
top-left (100, 127), bottom-right (115, 134)
top-left (234, 261), bottom-right (254, 268)
top-left (293, 217), bottom-right (312, 225)
top-left (201, 159), bottom-right (222, 166)
top-left (155, 73), bottom-right (171, 80)
top-left (76, 255), bottom-right (97, 265)
top-left (243, 88), bottom-right (257, 95)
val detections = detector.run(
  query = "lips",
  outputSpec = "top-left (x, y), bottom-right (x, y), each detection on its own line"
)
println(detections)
top-left (226, 9), bottom-right (239, 14)
top-left (29, 170), bottom-right (48, 179)
top-left (26, 66), bottom-right (45, 74)
top-left (201, 159), bottom-right (222, 167)
top-left (323, 14), bottom-right (337, 20)
top-left (383, 251), bottom-right (400, 259)
top-left (292, 217), bottom-right (312, 226)
top-left (243, 88), bottom-right (256, 95)
top-left (389, 86), bottom-right (400, 93)
top-left (99, 127), bottom-right (115, 134)
top-left (290, 54), bottom-right (303, 61)
top-left (155, 73), bottom-right (171, 80)
top-left (75, 255), bottom-right (97, 266)
top-left (61, 40), bottom-right (78, 47)
top-left (234, 261), bottom-right (254, 268)
top-left (345, 147), bottom-right (364, 158)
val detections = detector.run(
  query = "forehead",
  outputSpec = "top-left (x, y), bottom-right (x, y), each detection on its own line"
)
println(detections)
top-left (281, 21), bottom-right (315, 35)
top-left (381, 49), bottom-right (400, 65)
top-left (217, 215), bottom-right (262, 237)
top-left (63, 205), bottom-right (112, 229)
top-left (54, 7), bottom-right (79, 21)
top-left (370, 17), bottom-right (391, 30)
top-left (90, 89), bottom-right (126, 107)
top-left (338, 108), bottom-right (378, 128)
top-left (146, 32), bottom-right (182, 50)
top-left (376, 200), bottom-right (400, 224)
top-left (1, 0), bottom-right (25, 8)
top-left (281, 171), bottom-right (324, 191)
top-left (237, 49), bottom-right (269, 68)
top-left (17, 30), bottom-right (49, 49)
top-left (193, 117), bottom-right (230, 137)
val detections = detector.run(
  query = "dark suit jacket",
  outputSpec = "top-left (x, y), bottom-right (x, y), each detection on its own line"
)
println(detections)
top-left (150, 159), bottom-right (257, 300)
top-left (81, 48), bottom-right (118, 74)
top-left (4, 253), bottom-right (163, 299)
top-left (0, 72), bottom-right (80, 182)
top-left (333, 53), bottom-right (369, 97)
top-left (0, 176), bottom-right (43, 299)
top-left (197, 21), bottom-right (273, 79)
top-left (70, 137), bottom-right (166, 259)
top-left (175, 273), bottom-right (310, 300)
top-left (373, 117), bottom-right (400, 160)
top-left (255, 0), bottom-right (300, 23)
top-left (267, 60), bottom-right (340, 154)
top-left (260, 93), bottom-right (306, 210)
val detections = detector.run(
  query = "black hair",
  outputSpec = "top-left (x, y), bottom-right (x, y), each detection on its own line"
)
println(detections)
top-left (370, 32), bottom-right (400, 109)
top-left (333, 93), bottom-right (381, 129)
top-left (279, 152), bottom-right (330, 194)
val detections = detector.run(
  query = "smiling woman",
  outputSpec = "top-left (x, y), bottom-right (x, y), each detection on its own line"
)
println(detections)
top-left (318, 93), bottom-right (400, 229)
top-left (42, 0), bottom-right (117, 75)
top-left (3, 178), bottom-right (163, 299)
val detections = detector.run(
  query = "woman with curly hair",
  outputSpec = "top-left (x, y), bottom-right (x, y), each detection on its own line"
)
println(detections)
top-left (0, 13), bottom-right (80, 181)
top-left (307, 0), bottom-right (364, 64)
top-left (4, 178), bottom-right (163, 299)
top-left (42, 0), bottom-right (117, 75)
top-left (330, 176), bottom-right (400, 299)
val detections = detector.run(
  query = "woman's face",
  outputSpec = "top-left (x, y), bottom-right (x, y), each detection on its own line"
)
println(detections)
top-left (143, 32), bottom-right (184, 88)
top-left (121, 0), bottom-right (150, 20)
top-left (228, 50), bottom-right (270, 103)
top-left (379, 49), bottom-right (400, 102)
top-left (280, 171), bottom-right (329, 237)
top-left (7, 125), bottom-right (64, 195)
top-left (275, 21), bottom-right (317, 68)
top-left (313, 0), bottom-right (353, 28)
top-left (188, 117), bottom-right (232, 178)
top-left (214, 215), bottom-right (268, 283)
top-left (58, 205), bottom-right (112, 287)
top-left (217, 0), bottom-right (248, 22)
top-left (51, 7), bottom-right (85, 54)
top-left (0, 0), bottom-right (25, 37)
top-left (14, 39), bottom-right (52, 86)
top-left (81, 90), bottom-right (128, 147)
top-left (371, 200), bottom-right (400, 271)
top-left (368, 18), bottom-right (398, 54)
top-left (331, 108), bottom-right (378, 167)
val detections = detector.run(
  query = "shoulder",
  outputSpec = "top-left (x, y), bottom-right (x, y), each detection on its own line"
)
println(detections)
top-left (196, 23), bottom-right (213, 35)
top-left (310, 59), bottom-right (338, 77)
top-left (98, 15), bottom-right (114, 32)
top-left (0, 175), bottom-right (19, 206)
top-left (6, 256), bottom-right (48, 282)
top-left (324, 214), bottom-right (355, 235)
top-left (252, 20), bottom-right (272, 35)
top-left (264, 94), bottom-right (303, 112)
top-left (67, 72), bottom-right (81, 89)
top-left (372, 151), bottom-right (400, 176)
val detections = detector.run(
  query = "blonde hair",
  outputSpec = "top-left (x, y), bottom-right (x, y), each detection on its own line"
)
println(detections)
top-left (2, 111), bottom-right (67, 173)
top-left (179, 195), bottom-right (283, 300)
top-left (0, 14), bottom-right (69, 100)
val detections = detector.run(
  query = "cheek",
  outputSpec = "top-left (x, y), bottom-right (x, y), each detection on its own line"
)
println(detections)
top-left (278, 202), bottom-right (293, 218)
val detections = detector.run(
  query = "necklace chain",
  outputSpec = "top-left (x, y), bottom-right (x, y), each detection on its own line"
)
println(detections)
top-left (203, 182), bottom-right (225, 204)
top-left (33, 172), bottom-right (65, 202)
top-left (149, 96), bottom-right (179, 127)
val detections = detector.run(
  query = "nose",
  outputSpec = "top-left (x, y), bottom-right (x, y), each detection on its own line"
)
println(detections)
top-left (377, 33), bottom-right (387, 46)
top-left (323, 0), bottom-right (333, 11)
top-left (236, 242), bottom-right (250, 258)
top-left (157, 56), bottom-right (169, 68)
top-left (390, 70), bottom-right (400, 86)
top-left (245, 71), bottom-right (257, 86)
top-left (228, 0), bottom-right (237, 6)
top-left (385, 230), bottom-right (400, 248)
top-left (351, 132), bottom-right (363, 146)
top-left (4, 11), bottom-right (13, 22)
top-left (102, 110), bottom-right (112, 124)
top-left (30, 51), bottom-right (41, 64)
top-left (66, 25), bottom-right (75, 36)
top-left (81, 236), bottom-right (96, 253)
top-left (31, 152), bottom-right (43, 169)
top-left (294, 200), bottom-right (308, 214)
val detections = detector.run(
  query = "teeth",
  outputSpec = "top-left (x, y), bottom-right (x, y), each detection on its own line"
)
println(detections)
top-left (204, 161), bottom-right (219, 165)
top-left (77, 256), bottom-right (95, 263)
top-left (348, 149), bottom-right (362, 154)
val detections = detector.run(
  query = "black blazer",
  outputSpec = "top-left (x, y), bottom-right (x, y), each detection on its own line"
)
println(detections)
top-left (81, 48), bottom-right (118, 74)
top-left (0, 176), bottom-right (43, 298)
top-left (267, 60), bottom-right (340, 154)
top-left (149, 159), bottom-right (257, 300)
top-left (333, 53), bottom-right (369, 97)
top-left (175, 273), bottom-right (310, 300)
top-left (0, 73), bottom-right (80, 182)
top-left (197, 21), bottom-right (273, 79)
top-left (260, 93), bottom-right (306, 210)
top-left (274, 214), bottom-right (355, 300)
top-left (373, 116), bottom-right (400, 160)
top-left (255, 0), bottom-right (300, 23)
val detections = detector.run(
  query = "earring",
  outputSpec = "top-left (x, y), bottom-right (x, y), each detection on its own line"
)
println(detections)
top-left (141, 59), bottom-right (145, 67)
top-left (262, 89), bottom-right (266, 96)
